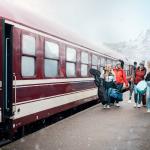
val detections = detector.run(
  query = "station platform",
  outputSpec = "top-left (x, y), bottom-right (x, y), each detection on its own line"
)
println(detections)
top-left (2, 92), bottom-right (150, 150)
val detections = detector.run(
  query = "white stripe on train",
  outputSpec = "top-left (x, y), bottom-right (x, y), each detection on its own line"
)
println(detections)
top-left (12, 88), bottom-right (97, 120)
top-left (0, 78), bottom-right (94, 88)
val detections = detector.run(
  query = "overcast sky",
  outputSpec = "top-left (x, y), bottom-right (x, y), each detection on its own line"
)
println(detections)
top-left (3, 0), bottom-right (150, 44)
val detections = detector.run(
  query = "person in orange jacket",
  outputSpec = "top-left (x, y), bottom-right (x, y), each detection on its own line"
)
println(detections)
top-left (113, 61), bottom-right (128, 106)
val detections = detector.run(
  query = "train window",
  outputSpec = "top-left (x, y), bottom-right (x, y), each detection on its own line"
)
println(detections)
top-left (21, 56), bottom-right (35, 76)
top-left (22, 35), bottom-right (35, 55)
top-left (66, 47), bottom-right (76, 77)
top-left (66, 47), bottom-right (76, 62)
top-left (45, 59), bottom-right (58, 77)
top-left (45, 41), bottom-right (59, 59)
top-left (100, 67), bottom-right (104, 74)
top-left (92, 66), bottom-right (97, 69)
top-left (92, 55), bottom-right (98, 65)
top-left (81, 64), bottom-right (88, 76)
top-left (101, 57), bottom-right (105, 66)
top-left (81, 52), bottom-right (88, 64)
top-left (92, 55), bottom-right (98, 69)
top-left (22, 34), bottom-right (36, 77)
top-left (66, 62), bottom-right (76, 76)
top-left (44, 41), bottom-right (59, 77)
top-left (98, 58), bottom-right (101, 66)
top-left (81, 52), bottom-right (88, 76)
top-left (107, 59), bottom-right (111, 64)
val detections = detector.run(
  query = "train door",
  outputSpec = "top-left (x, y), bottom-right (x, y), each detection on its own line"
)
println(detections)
top-left (0, 18), bottom-right (3, 125)
top-left (3, 22), bottom-right (13, 119)
top-left (0, 19), bottom-right (13, 132)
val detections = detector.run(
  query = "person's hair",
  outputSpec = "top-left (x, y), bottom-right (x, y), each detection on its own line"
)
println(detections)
top-left (134, 62), bottom-right (137, 65)
top-left (119, 59), bottom-right (124, 69)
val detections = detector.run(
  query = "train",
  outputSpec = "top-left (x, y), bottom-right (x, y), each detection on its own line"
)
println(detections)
top-left (0, 4), bottom-right (132, 144)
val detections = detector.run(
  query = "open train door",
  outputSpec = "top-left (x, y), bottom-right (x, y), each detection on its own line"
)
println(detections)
top-left (0, 18), bottom-right (13, 142)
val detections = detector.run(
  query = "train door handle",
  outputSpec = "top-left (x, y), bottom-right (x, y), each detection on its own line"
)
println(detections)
top-left (5, 38), bottom-right (10, 111)
top-left (13, 73), bottom-right (17, 114)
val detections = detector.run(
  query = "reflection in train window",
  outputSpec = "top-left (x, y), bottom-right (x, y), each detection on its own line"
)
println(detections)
top-left (81, 52), bottom-right (88, 76)
top-left (44, 41), bottom-right (59, 77)
top-left (66, 47), bottom-right (76, 77)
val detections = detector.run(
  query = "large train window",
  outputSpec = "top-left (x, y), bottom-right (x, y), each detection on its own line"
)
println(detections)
top-left (21, 35), bottom-right (36, 77)
top-left (81, 52), bottom-right (88, 76)
top-left (44, 41), bottom-right (59, 77)
top-left (107, 59), bottom-right (111, 64)
top-left (101, 57), bottom-right (105, 66)
top-left (22, 35), bottom-right (35, 55)
top-left (66, 47), bottom-right (76, 77)
top-left (92, 54), bottom-right (98, 69)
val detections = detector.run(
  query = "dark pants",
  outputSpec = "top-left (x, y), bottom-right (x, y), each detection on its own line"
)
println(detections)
top-left (129, 82), bottom-right (134, 100)
top-left (115, 83), bottom-right (123, 103)
top-left (105, 88), bottom-right (111, 105)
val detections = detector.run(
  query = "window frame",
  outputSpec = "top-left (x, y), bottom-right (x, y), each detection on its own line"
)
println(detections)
top-left (66, 46), bottom-right (77, 77)
top-left (100, 57), bottom-right (106, 67)
top-left (21, 32), bottom-right (36, 78)
top-left (92, 54), bottom-right (98, 69)
top-left (81, 51), bottom-right (89, 77)
top-left (44, 38), bottom-right (60, 78)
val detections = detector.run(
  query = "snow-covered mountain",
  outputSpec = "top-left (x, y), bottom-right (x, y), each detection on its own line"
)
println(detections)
top-left (104, 29), bottom-right (150, 63)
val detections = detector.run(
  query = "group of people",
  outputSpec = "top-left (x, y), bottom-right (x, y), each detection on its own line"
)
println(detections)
top-left (101, 59), bottom-right (150, 112)
top-left (128, 61), bottom-right (150, 112)
top-left (101, 60), bottom-right (128, 108)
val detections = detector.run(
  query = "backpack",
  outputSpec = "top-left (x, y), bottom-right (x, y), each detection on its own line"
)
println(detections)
top-left (136, 80), bottom-right (147, 94)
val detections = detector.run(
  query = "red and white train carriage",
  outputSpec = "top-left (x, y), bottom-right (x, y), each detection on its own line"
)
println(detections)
top-left (0, 5), bottom-right (131, 141)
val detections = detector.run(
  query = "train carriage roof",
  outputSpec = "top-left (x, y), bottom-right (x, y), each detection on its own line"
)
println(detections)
top-left (0, 2), bottom-right (131, 63)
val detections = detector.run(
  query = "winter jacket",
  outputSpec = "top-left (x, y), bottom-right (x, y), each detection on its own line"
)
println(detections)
top-left (113, 67), bottom-right (128, 87)
top-left (134, 67), bottom-right (147, 84)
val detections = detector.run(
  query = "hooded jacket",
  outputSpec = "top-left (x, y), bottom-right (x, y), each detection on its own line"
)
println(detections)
top-left (113, 67), bottom-right (128, 87)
